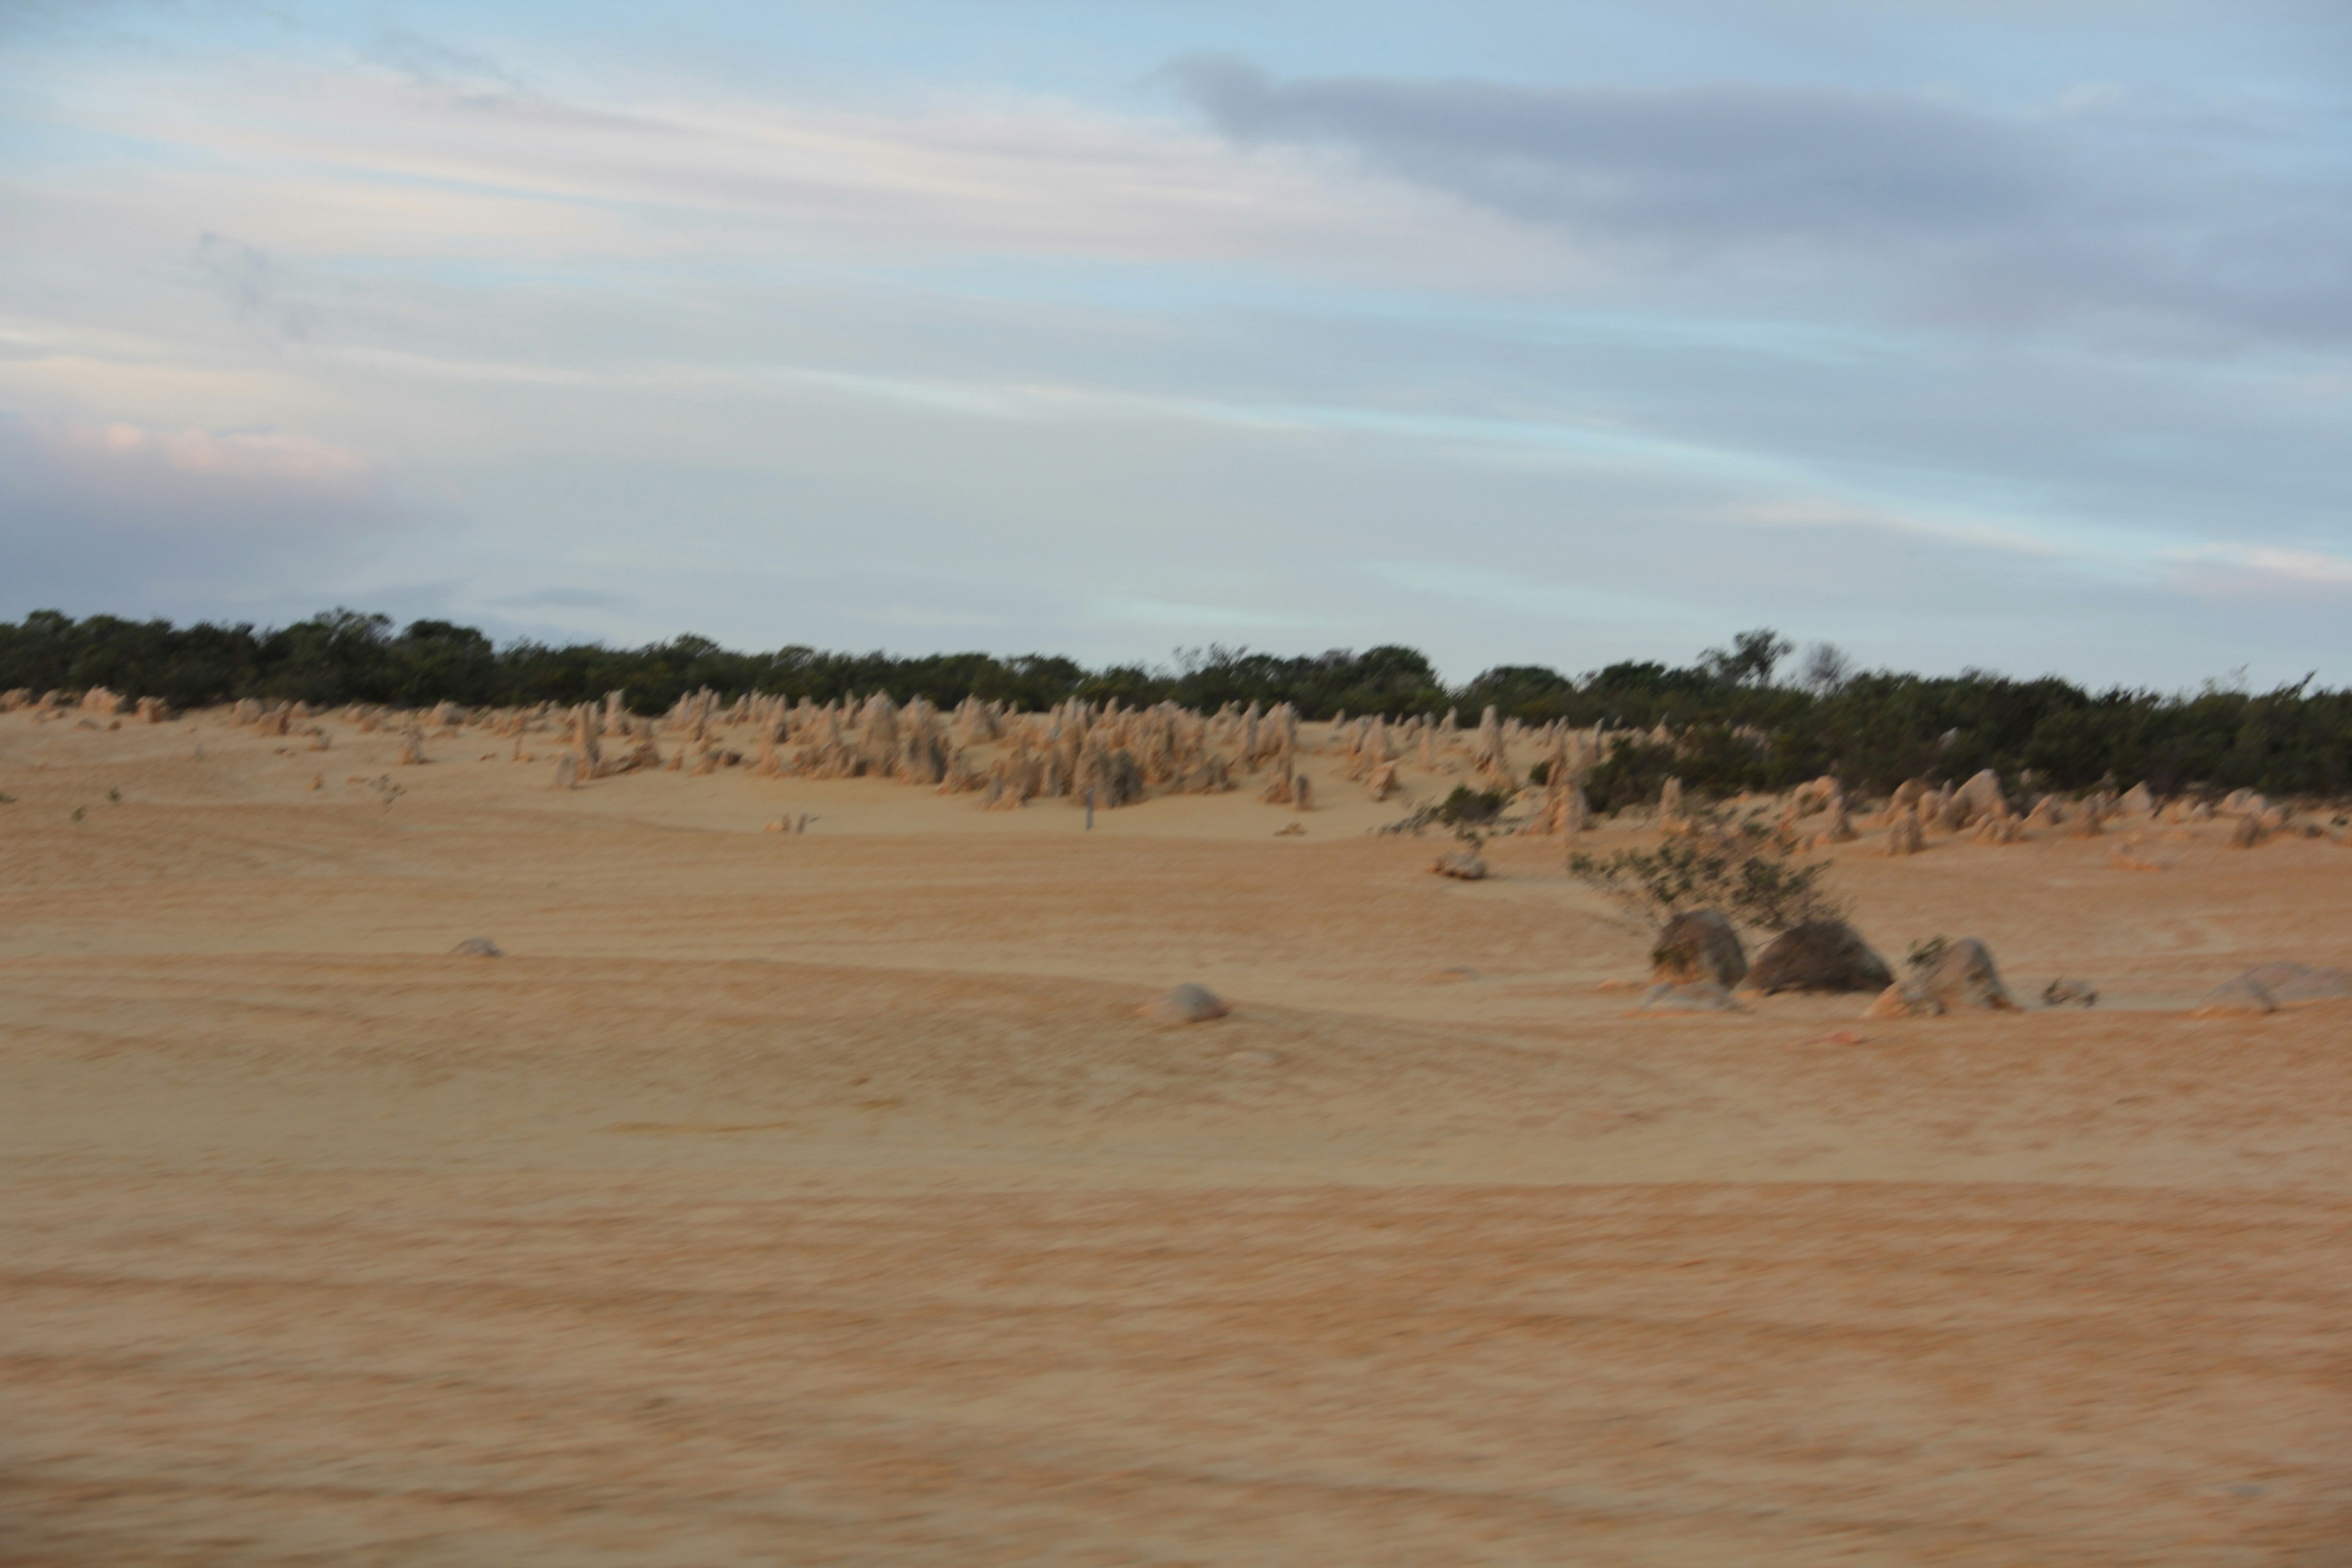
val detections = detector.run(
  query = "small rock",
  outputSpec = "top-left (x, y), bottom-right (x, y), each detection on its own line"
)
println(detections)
top-left (1148, 983), bottom-right (1229, 1024)
top-left (2042, 978), bottom-right (2099, 1008)
top-left (450, 936), bottom-right (503, 958)
top-left (1430, 850), bottom-right (1488, 880)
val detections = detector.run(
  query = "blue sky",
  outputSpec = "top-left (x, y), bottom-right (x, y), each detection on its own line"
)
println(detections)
top-left (3, 0), bottom-right (2349, 685)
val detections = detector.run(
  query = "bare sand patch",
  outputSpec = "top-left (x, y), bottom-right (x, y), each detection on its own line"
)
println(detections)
top-left (2, 710), bottom-right (2349, 1564)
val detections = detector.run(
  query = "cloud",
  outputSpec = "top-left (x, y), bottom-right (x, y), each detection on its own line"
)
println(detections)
top-left (1171, 56), bottom-right (2057, 242)
top-left (1166, 56), bottom-right (2352, 344)
top-left (0, 414), bottom-right (402, 620)
top-left (192, 232), bottom-right (312, 344)
top-left (361, 29), bottom-right (533, 100)
top-left (39, 418), bottom-right (368, 483)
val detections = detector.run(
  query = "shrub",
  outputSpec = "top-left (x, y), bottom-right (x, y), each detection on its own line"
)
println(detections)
top-left (1568, 810), bottom-right (1847, 934)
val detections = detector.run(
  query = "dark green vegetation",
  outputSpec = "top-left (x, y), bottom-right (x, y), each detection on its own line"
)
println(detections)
top-left (7, 608), bottom-right (2351, 797)
top-left (1569, 812), bottom-right (1848, 935)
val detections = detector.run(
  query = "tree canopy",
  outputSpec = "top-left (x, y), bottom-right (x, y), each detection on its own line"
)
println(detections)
top-left (7, 610), bottom-right (2348, 797)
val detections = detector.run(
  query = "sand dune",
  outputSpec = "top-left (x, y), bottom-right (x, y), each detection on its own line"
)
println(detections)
top-left (3, 707), bottom-right (2348, 1564)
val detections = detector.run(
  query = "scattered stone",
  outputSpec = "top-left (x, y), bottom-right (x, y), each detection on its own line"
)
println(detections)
top-left (2042, 978), bottom-right (2099, 1008)
top-left (1638, 981), bottom-right (1741, 1013)
top-left (450, 937), bottom-right (503, 957)
top-left (1147, 983), bottom-right (1228, 1024)
top-left (1651, 909), bottom-right (1747, 989)
top-left (1430, 850), bottom-right (1488, 880)
top-left (1748, 921), bottom-right (1894, 995)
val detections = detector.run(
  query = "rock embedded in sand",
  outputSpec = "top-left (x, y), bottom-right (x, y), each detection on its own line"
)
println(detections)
top-left (1430, 850), bottom-right (1488, 881)
top-left (1147, 984), bottom-right (1228, 1024)
top-left (2193, 962), bottom-right (2352, 1016)
top-left (2042, 978), bottom-right (2099, 1008)
top-left (1748, 921), bottom-right (1894, 995)
top-left (450, 937), bottom-right (503, 957)
top-left (1865, 938), bottom-right (2018, 1018)
top-left (1650, 909), bottom-right (1747, 989)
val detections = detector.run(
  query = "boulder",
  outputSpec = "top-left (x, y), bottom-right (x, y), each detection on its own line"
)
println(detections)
top-left (1147, 984), bottom-right (1229, 1024)
top-left (1863, 938), bottom-right (2017, 1017)
top-left (1638, 981), bottom-right (1741, 1014)
top-left (1921, 938), bottom-right (2017, 1010)
top-left (1748, 921), bottom-right (1894, 995)
top-left (1650, 909), bottom-right (1747, 989)
top-left (2119, 782), bottom-right (2156, 816)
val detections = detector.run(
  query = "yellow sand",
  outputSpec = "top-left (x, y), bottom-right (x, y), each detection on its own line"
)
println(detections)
top-left (3, 709), bottom-right (2348, 1564)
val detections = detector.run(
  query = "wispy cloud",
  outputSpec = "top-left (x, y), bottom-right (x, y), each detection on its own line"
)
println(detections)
top-left (1167, 56), bottom-right (2352, 344)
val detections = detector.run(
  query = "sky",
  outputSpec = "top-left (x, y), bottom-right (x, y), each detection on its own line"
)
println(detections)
top-left (3, 0), bottom-right (2350, 687)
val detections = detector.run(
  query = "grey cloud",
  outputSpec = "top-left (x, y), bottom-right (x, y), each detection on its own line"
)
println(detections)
top-left (1166, 56), bottom-right (2352, 344)
top-left (193, 232), bottom-right (311, 344)
top-left (0, 415), bottom-right (403, 624)
top-left (1173, 56), bottom-right (2059, 242)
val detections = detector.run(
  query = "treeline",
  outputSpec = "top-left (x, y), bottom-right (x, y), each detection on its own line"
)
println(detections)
top-left (6, 608), bottom-right (2351, 799)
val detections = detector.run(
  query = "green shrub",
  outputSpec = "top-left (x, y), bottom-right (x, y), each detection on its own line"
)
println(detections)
top-left (1568, 810), bottom-right (1847, 933)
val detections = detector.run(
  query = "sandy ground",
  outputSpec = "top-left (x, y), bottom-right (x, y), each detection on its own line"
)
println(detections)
top-left (3, 708), bottom-right (2350, 1565)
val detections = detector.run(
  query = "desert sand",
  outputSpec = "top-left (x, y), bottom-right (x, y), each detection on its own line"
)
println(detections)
top-left (3, 706), bottom-right (2349, 1565)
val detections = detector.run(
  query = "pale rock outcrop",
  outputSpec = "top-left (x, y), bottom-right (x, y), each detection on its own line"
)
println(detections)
top-left (1864, 938), bottom-right (2018, 1018)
